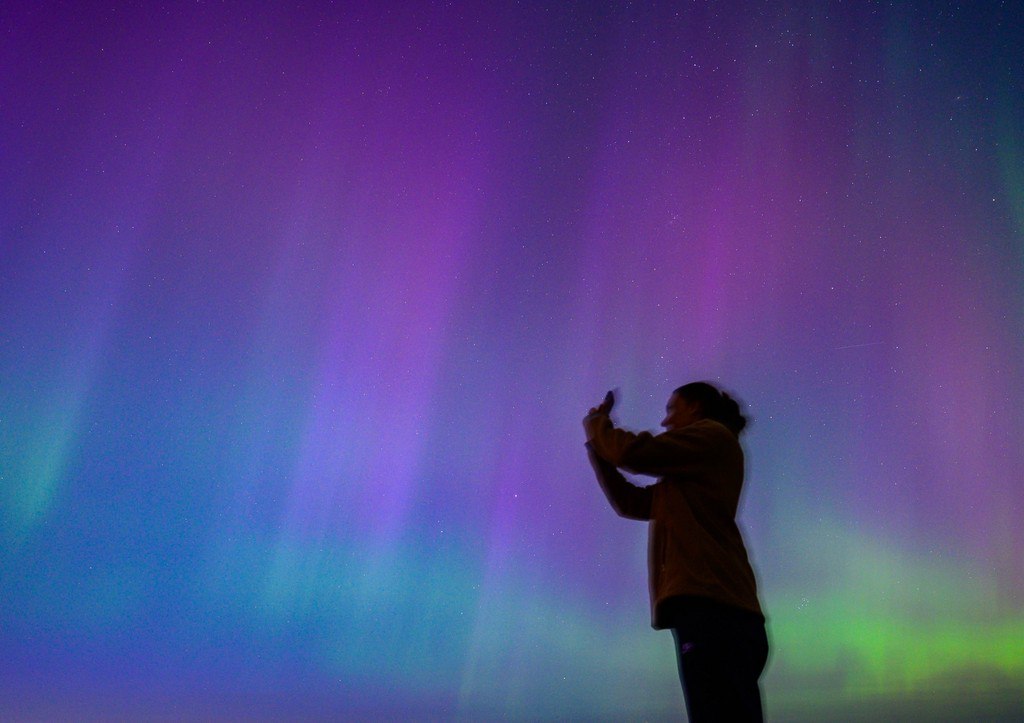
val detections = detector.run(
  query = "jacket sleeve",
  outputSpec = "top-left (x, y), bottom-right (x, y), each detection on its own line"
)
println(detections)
top-left (586, 443), bottom-right (653, 520)
top-left (587, 416), bottom-right (719, 478)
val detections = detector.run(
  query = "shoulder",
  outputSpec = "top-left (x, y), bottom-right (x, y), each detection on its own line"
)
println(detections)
top-left (667, 419), bottom-right (740, 454)
top-left (665, 419), bottom-right (735, 442)
top-left (695, 418), bottom-right (737, 439)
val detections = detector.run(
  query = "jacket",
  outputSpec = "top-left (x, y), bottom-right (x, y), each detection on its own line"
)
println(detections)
top-left (585, 415), bottom-right (763, 629)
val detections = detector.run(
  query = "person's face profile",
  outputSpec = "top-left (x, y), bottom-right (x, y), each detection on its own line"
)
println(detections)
top-left (661, 393), bottom-right (701, 430)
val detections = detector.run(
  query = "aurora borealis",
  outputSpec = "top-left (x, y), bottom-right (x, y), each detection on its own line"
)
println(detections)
top-left (2, 2), bottom-right (1022, 720)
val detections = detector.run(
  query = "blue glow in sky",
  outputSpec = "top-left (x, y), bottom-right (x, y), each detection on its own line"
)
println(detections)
top-left (2, 2), bottom-right (1022, 720)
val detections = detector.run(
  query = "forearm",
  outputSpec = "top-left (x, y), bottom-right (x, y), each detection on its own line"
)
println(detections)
top-left (586, 414), bottom-right (648, 470)
top-left (589, 417), bottom-right (717, 478)
top-left (586, 444), bottom-right (652, 520)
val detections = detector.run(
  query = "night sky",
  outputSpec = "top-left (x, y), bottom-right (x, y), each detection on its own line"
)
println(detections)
top-left (2, 1), bottom-right (1022, 720)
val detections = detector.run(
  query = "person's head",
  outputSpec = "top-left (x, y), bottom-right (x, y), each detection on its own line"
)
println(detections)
top-left (662, 381), bottom-right (748, 435)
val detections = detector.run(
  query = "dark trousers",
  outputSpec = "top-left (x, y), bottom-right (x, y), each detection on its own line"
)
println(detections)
top-left (669, 597), bottom-right (769, 722)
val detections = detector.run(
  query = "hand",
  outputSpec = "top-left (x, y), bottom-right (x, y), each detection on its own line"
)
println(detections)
top-left (583, 389), bottom-right (616, 441)
top-left (584, 389), bottom-right (616, 421)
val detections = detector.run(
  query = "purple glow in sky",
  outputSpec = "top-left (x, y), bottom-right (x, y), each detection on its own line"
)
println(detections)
top-left (2, 2), bottom-right (1022, 720)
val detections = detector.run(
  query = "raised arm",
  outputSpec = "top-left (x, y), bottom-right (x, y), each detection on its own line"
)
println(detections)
top-left (585, 443), bottom-right (653, 520)
top-left (585, 413), bottom-right (722, 478)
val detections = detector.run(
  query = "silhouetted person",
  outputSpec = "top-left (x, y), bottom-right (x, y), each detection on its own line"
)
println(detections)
top-left (584, 382), bottom-right (768, 722)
